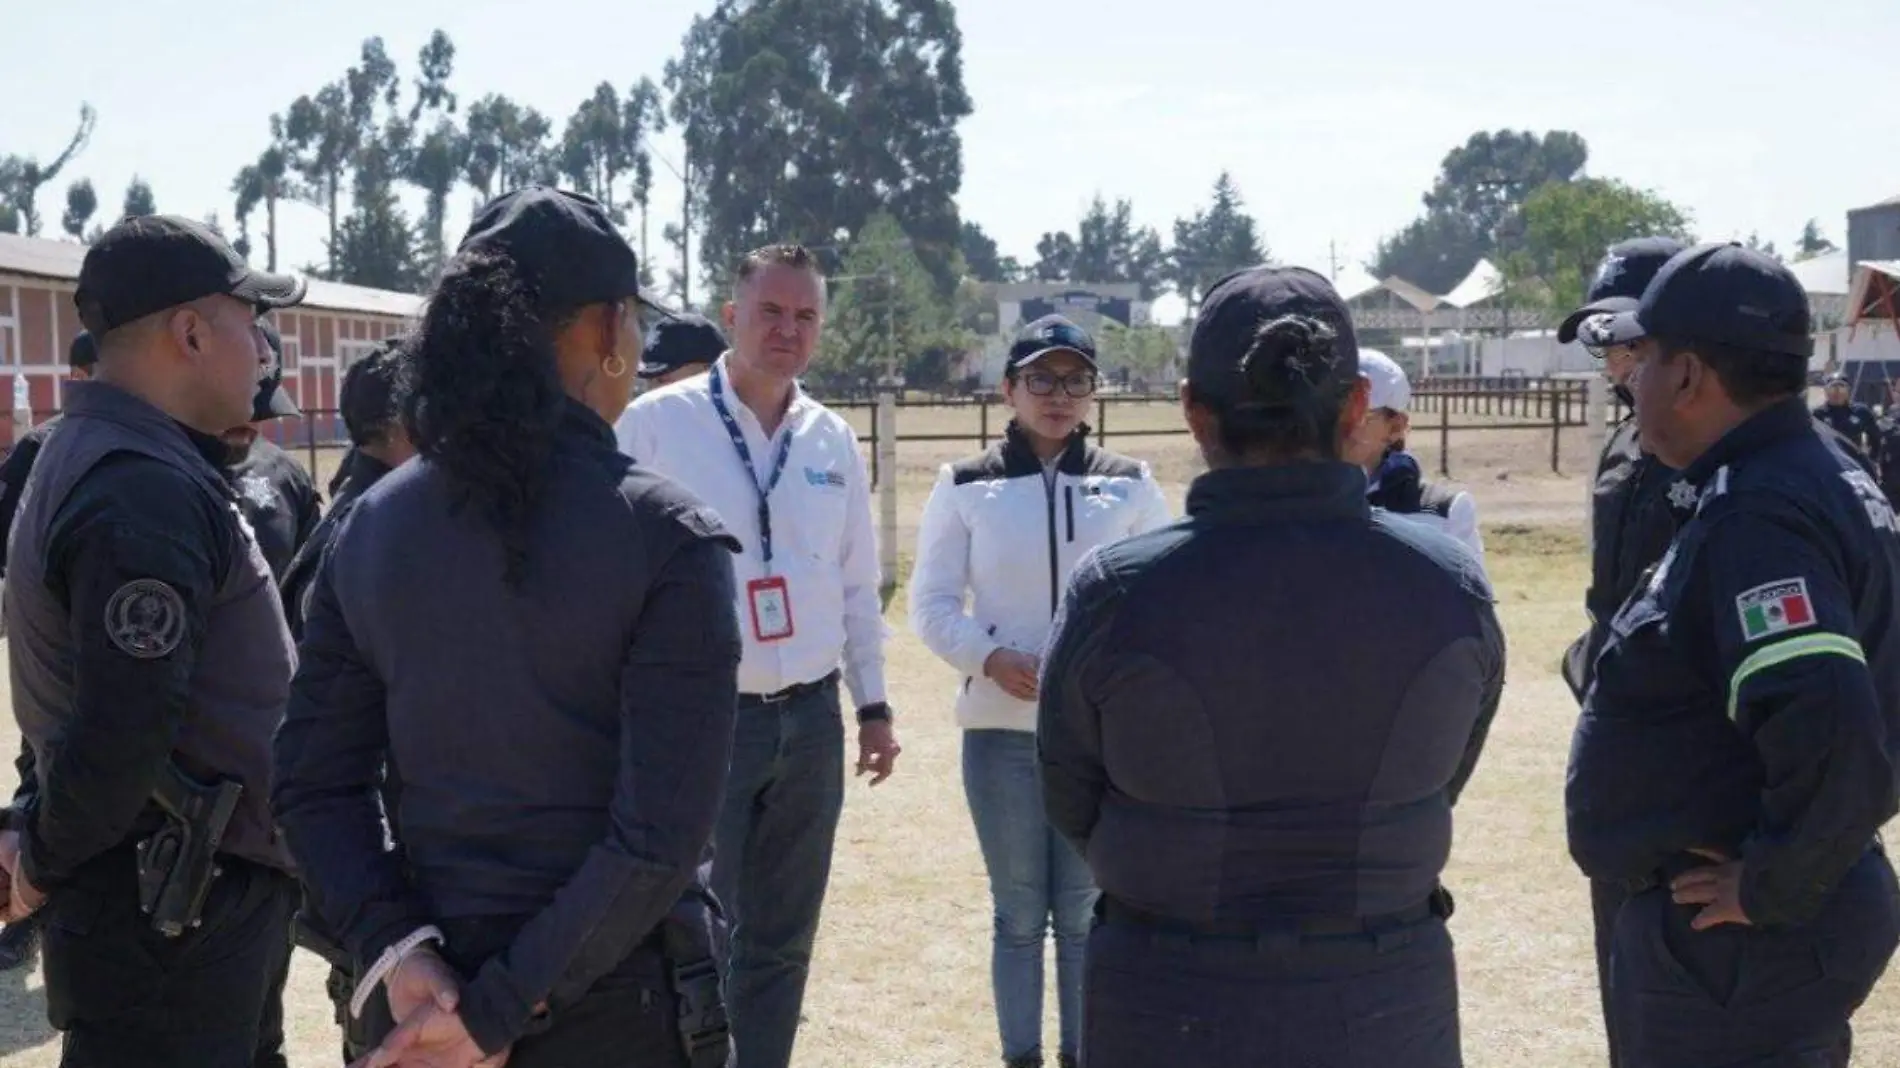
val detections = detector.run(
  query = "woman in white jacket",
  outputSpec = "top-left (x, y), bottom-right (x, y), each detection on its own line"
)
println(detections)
top-left (908, 315), bottom-right (1172, 1068)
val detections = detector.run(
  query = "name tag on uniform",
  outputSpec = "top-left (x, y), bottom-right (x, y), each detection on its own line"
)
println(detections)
top-left (747, 576), bottom-right (795, 643)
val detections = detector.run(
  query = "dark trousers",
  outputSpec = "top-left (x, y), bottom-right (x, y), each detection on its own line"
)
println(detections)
top-left (1082, 910), bottom-right (1461, 1068)
top-left (1610, 849), bottom-right (1900, 1067)
top-left (1590, 876), bottom-right (1631, 1068)
top-left (709, 678), bottom-right (845, 1068)
top-left (39, 845), bottom-right (296, 1068)
top-left (409, 915), bottom-right (722, 1068)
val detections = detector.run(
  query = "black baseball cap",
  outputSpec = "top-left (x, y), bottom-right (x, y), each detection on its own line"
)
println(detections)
top-left (74, 215), bottom-right (306, 336)
top-left (340, 337), bottom-right (411, 445)
top-left (1187, 266), bottom-right (1359, 409)
top-left (1585, 242), bottom-right (1814, 360)
top-left (69, 331), bottom-right (98, 370)
top-left (458, 185), bottom-right (673, 318)
top-left (1557, 237), bottom-right (1687, 344)
top-left (638, 313), bottom-right (726, 379)
top-left (1008, 315), bottom-right (1098, 371)
top-left (251, 319), bottom-right (300, 421)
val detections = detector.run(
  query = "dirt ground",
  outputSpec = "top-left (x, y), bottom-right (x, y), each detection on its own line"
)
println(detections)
top-left (0, 419), bottom-right (1895, 1067)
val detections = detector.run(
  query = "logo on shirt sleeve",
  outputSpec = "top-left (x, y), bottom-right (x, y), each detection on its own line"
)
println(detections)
top-left (1735, 578), bottom-right (1815, 642)
top-left (105, 578), bottom-right (187, 659)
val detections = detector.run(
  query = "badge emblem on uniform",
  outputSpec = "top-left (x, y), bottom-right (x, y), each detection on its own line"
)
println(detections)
top-left (1667, 480), bottom-right (1699, 512)
top-left (104, 578), bottom-right (187, 659)
top-left (237, 473), bottom-right (279, 513)
top-left (1735, 578), bottom-right (1815, 642)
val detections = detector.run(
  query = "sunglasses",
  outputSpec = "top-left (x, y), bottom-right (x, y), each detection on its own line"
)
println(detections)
top-left (1021, 370), bottom-right (1098, 399)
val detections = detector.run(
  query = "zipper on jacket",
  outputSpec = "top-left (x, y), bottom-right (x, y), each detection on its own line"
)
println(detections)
top-left (1045, 476), bottom-right (1060, 618)
top-left (1065, 485), bottom-right (1076, 543)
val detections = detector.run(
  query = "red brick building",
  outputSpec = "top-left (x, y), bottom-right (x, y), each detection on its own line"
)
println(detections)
top-left (0, 231), bottom-right (422, 448)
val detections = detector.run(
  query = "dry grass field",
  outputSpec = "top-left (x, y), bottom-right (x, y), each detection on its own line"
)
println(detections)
top-left (0, 411), bottom-right (1895, 1066)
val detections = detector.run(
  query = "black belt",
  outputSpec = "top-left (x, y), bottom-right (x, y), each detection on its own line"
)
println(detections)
top-left (1619, 852), bottom-right (1719, 895)
top-left (1099, 890), bottom-right (1448, 941)
top-left (740, 669), bottom-right (840, 705)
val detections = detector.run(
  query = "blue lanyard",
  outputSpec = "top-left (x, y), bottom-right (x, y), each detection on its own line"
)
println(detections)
top-left (709, 364), bottom-right (796, 567)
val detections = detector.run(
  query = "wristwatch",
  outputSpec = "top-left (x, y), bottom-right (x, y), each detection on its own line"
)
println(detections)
top-left (855, 702), bottom-right (894, 725)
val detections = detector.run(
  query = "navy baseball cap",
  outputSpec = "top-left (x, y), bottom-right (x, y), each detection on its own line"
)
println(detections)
top-left (69, 331), bottom-right (98, 370)
top-left (1009, 315), bottom-right (1098, 371)
top-left (1557, 237), bottom-right (1687, 344)
top-left (75, 214), bottom-right (306, 335)
top-left (638, 313), bottom-right (726, 379)
top-left (1585, 242), bottom-right (1813, 360)
top-left (1187, 266), bottom-right (1359, 409)
top-left (340, 338), bottom-right (411, 445)
top-left (250, 319), bottom-right (300, 421)
top-left (458, 185), bottom-right (674, 319)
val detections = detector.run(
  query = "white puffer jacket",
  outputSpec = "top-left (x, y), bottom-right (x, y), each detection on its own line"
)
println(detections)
top-left (908, 423), bottom-right (1173, 731)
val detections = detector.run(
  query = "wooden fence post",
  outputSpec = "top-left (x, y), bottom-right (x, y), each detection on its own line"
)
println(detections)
top-left (876, 388), bottom-right (899, 607)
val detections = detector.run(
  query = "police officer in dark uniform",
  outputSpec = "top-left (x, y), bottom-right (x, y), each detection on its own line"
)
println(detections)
top-left (1038, 266), bottom-right (1505, 1068)
top-left (1553, 236), bottom-right (1689, 1068)
top-left (0, 214), bottom-right (306, 1064)
top-left (1813, 372), bottom-right (1878, 457)
top-left (222, 320), bottom-right (322, 580)
top-left (636, 311), bottom-right (725, 392)
top-left (1876, 378), bottom-right (1900, 506)
top-left (278, 336), bottom-right (413, 639)
top-left (0, 329), bottom-right (100, 973)
top-left (273, 186), bottom-right (742, 1067)
top-left (1569, 242), bottom-right (1900, 1067)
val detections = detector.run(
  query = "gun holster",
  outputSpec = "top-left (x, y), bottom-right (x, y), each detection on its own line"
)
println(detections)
top-left (134, 761), bottom-right (244, 938)
top-left (660, 893), bottom-right (732, 1068)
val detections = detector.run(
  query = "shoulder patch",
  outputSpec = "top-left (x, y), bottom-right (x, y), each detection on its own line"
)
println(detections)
top-left (104, 578), bottom-right (187, 659)
top-left (1735, 578), bottom-right (1815, 642)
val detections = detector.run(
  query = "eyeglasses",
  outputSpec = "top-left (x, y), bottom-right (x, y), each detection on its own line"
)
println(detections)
top-left (1022, 370), bottom-right (1098, 398)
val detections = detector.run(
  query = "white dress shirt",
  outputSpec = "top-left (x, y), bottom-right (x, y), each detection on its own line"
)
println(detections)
top-left (614, 355), bottom-right (887, 707)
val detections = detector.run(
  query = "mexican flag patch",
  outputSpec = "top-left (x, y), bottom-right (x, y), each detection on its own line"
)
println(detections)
top-left (1735, 578), bottom-right (1815, 642)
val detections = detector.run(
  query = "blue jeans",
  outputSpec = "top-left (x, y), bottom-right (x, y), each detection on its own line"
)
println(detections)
top-left (963, 728), bottom-right (1097, 1061)
top-left (709, 679), bottom-right (846, 1068)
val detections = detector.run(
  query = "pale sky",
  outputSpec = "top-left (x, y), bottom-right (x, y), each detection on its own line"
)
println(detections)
top-left (5, 0), bottom-right (1897, 323)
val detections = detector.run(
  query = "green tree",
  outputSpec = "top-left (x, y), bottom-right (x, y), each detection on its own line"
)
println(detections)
top-left (1796, 218), bottom-right (1839, 261)
top-left (331, 138), bottom-right (421, 291)
top-left (232, 119), bottom-right (294, 269)
top-left (559, 82), bottom-right (631, 216)
top-left (0, 105), bottom-right (96, 237)
top-left (1096, 320), bottom-right (1179, 382)
top-left (623, 77), bottom-right (668, 280)
top-left (462, 94), bottom-right (555, 202)
top-left (959, 221), bottom-right (1021, 283)
top-left (61, 179), bottom-right (97, 240)
top-left (1504, 178), bottom-right (1694, 307)
top-left (402, 31), bottom-right (461, 277)
top-left (1034, 197), bottom-right (1167, 298)
top-left (122, 176), bottom-right (156, 217)
top-left (1375, 129), bottom-right (1589, 292)
top-left (1169, 172), bottom-right (1267, 309)
top-left (818, 212), bottom-right (952, 391)
top-left (1743, 231), bottom-right (1782, 262)
top-left (666, 0), bottom-right (973, 295)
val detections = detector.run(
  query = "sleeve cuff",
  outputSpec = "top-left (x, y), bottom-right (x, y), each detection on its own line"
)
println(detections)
top-left (460, 960), bottom-right (537, 1057)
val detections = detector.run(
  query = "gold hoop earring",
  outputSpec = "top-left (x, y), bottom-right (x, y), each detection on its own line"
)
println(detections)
top-left (603, 355), bottom-right (629, 379)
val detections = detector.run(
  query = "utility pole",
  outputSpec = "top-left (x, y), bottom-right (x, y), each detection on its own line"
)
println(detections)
top-left (645, 137), bottom-right (692, 308)
top-left (1329, 240), bottom-right (1339, 281)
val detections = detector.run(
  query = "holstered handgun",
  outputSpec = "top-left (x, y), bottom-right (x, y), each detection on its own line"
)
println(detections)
top-left (660, 890), bottom-right (732, 1068)
top-left (134, 760), bottom-right (243, 938)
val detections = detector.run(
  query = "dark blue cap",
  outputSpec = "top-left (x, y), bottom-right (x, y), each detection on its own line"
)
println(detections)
top-left (458, 185), bottom-right (673, 317)
top-left (1557, 237), bottom-right (1687, 343)
top-left (1008, 315), bottom-right (1098, 370)
top-left (1187, 265), bottom-right (1359, 409)
top-left (1586, 242), bottom-right (1813, 360)
top-left (75, 214), bottom-right (306, 335)
top-left (638, 313), bottom-right (726, 379)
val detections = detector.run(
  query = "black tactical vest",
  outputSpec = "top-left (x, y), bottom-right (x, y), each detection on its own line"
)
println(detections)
top-left (5, 383), bottom-right (294, 872)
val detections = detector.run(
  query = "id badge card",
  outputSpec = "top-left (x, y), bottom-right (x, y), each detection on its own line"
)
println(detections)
top-left (747, 576), bottom-right (795, 643)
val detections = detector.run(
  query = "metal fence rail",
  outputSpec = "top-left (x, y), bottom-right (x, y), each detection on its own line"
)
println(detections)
top-left (3, 375), bottom-right (1611, 487)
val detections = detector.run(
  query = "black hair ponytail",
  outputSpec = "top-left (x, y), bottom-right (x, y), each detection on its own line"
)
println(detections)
top-left (402, 248), bottom-right (569, 590)
top-left (1215, 314), bottom-right (1349, 459)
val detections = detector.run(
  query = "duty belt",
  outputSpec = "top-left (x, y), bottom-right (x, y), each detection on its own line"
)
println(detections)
top-left (1099, 885), bottom-right (1451, 943)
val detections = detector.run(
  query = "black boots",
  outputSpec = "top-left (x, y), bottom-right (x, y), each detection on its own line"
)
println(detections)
top-left (1004, 1053), bottom-right (1079, 1068)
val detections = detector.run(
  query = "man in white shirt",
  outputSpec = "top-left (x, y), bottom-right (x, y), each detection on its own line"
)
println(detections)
top-left (615, 243), bottom-right (900, 1068)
